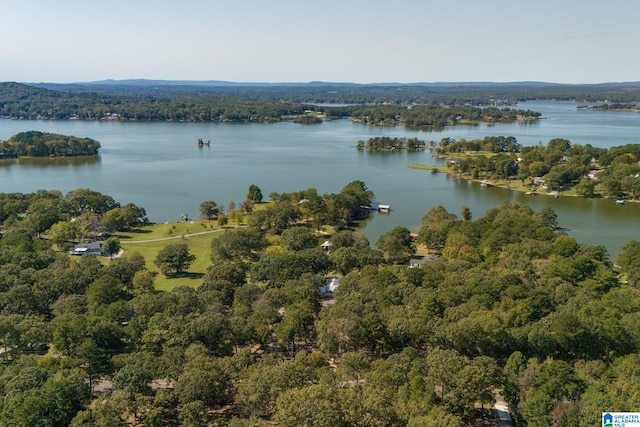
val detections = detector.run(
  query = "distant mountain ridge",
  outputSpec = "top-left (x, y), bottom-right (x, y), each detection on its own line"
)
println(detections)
top-left (31, 79), bottom-right (640, 88)
top-left (81, 79), bottom-right (563, 87)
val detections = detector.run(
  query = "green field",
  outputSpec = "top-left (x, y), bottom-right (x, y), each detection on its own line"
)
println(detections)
top-left (102, 204), bottom-right (342, 292)
top-left (110, 220), bottom-right (231, 291)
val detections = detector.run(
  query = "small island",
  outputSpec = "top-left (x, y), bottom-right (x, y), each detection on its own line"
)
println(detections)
top-left (357, 136), bottom-right (426, 151)
top-left (0, 131), bottom-right (101, 159)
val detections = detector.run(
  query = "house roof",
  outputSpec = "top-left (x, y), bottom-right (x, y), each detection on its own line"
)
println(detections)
top-left (73, 243), bottom-right (101, 250)
top-left (409, 255), bottom-right (437, 267)
top-left (320, 276), bottom-right (340, 293)
top-left (69, 243), bottom-right (102, 255)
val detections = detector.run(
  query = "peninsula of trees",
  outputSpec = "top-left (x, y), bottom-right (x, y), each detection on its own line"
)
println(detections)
top-left (0, 131), bottom-right (101, 159)
top-left (587, 102), bottom-right (640, 112)
top-left (0, 182), bottom-right (639, 426)
top-left (419, 136), bottom-right (640, 200)
top-left (330, 105), bottom-right (540, 128)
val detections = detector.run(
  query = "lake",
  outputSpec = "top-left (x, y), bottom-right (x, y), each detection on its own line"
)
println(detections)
top-left (1, 101), bottom-right (639, 258)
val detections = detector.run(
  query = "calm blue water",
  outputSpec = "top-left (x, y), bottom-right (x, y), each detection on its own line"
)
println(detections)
top-left (1, 101), bottom-right (639, 258)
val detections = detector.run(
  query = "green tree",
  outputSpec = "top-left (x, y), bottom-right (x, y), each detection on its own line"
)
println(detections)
top-left (86, 275), bottom-right (127, 311)
top-left (132, 270), bottom-right (156, 295)
top-left (337, 351), bottom-right (370, 382)
top-left (64, 188), bottom-right (119, 216)
top-left (77, 338), bottom-right (111, 394)
top-left (418, 206), bottom-right (458, 252)
top-left (274, 384), bottom-right (342, 427)
top-left (52, 313), bottom-right (89, 357)
top-left (179, 400), bottom-right (208, 427)
top-left (575, 176), bottom-right (597, 197)
top-left (211, 228), bottom-right (268, 261)
top-left (107, 252), bottom-right (146, 287)
top-left (6, 369), bottom-right (90, 427)
top-left (461, 205), bottom-right (472, 221)
top-left (102, 237), bottom-right (121, 259)
top-left (199, 200), bottom-right (219, 220)
top-left (247, 184), bottom-right (263, 203)
top-left (154, 243), bottom-right (196, 275)
top-left (617, 240), bottom-right (640, 286)
top-left (280, 226), bottom-right (318, 251)
top-left (175, 356), bottom-right (232, 407)
top-left (112, 352), bottom-right (158, 421)
top-left (376, 226), bottom-right (415, 264)
top-left (329, 247), bottom-right (360, 275)
top-left (47, 220), bottom-right (79, 250)
top-left (240, 199), bottom-right (255, 214)
top-left (25, 197), bottom-right (64, 236)
top-left (538, 206), bottom-right (558, 229)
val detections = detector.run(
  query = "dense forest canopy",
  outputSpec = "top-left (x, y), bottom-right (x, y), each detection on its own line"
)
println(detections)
top-left (0, 182), bottom-right (638, 426)
top-left (0, 131), bottom-right (101, 158)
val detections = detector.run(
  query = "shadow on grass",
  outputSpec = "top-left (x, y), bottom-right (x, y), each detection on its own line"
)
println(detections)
top-left (166, 272), bottom-right (205, 280)
top-left (115, 228), bottom-right (153, 239)
top-left (127, 228), bottom-right (153, 234)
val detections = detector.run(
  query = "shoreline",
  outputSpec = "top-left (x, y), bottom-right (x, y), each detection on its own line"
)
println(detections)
top-left (407, 163), bottom-right (640, 203)
top-left (407, 164), bottom-right (582, 200)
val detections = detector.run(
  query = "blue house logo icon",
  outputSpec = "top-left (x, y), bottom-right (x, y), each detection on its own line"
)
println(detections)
top-left (603, 413), bottom-right (613, 427)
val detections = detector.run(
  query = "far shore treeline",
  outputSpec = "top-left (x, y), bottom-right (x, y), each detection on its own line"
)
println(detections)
top-left (0, 131), bottom-right (101, 159)
top-left (1, 82), bottom-right (541, 125)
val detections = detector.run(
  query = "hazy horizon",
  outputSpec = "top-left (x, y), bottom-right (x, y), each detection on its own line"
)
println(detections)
top-left (14, 79), bottom-right (640, 86)
top-left (3, 0), bottom-right (640, 85)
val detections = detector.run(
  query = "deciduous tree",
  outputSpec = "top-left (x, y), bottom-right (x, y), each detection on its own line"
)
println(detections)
top-left (247, 185), bottom-right (263, 203)
top-left (154, 243), bottom-right (196, 276)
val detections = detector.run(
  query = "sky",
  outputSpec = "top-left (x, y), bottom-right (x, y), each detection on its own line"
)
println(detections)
top-left (2, 0), bottom-right (639, 84)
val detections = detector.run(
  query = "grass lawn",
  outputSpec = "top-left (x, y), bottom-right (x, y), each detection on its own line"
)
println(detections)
top-left (106, 220), bottom-right (236, 291)
top-left (119, 231), bottom-right (221, 291)
top-left (115, 220), bottom-right (224, 241)
top-left (104, 204), bottom-right (335, 292)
